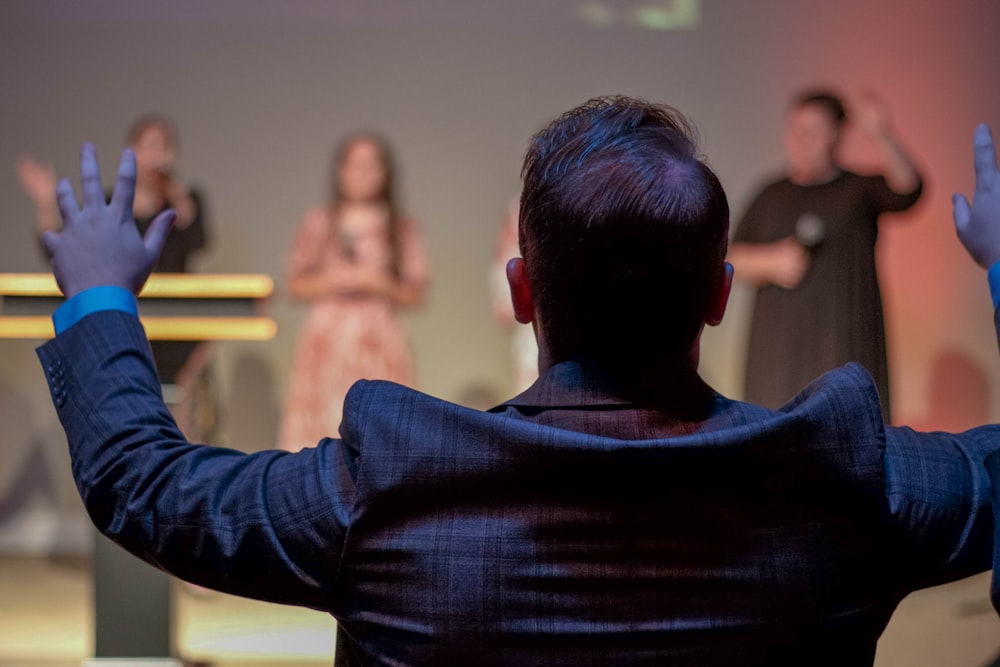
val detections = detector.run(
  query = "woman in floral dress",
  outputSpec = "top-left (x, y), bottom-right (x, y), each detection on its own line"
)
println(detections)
top-left (279, 133), bottom-right (428, 451)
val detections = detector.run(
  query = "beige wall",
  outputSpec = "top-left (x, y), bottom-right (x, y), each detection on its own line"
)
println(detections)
top-left (1, 0), bottom-right (999, 552)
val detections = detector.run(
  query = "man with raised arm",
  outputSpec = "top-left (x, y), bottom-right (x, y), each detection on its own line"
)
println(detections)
top-left (38, 98), bottom-right (999, 665)
top-left (952, 124), bottom-right (1000, 614)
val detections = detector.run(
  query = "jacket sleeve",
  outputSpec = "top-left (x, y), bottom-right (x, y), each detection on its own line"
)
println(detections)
top-left (986, 449), bottom-right (1000, 613)
top-left (37, 310), bottom-right (357, 613)
top-left (990, 308), bottom-right (1000, 612)
top-left (883, 422), bottom-right (999, 590)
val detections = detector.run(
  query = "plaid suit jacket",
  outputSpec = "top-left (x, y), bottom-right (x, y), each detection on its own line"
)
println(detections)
top-left (39, 310), bottom-right (999, 666)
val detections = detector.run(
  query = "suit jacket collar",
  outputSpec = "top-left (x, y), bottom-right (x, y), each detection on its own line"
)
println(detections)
top-left (496, 361), bottom-right (631, 410)
top-left (495, 360), bottom-right (718, 413)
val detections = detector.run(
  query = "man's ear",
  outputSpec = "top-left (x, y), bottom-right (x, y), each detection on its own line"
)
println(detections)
top-left (705, 262), bottom-right (733, 327)
top-left (506, 257), bottom-right (535, 324)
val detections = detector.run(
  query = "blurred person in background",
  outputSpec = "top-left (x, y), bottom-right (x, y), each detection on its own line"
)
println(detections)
top-left (728, 90), bottom-right (921, 419)
top-left (18, 114), bottom-right (213, 439)
top-left (279, 132), bottom-right (428, 451)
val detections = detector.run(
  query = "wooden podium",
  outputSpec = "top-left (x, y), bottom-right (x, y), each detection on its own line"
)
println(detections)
top-left (0, 272), bottom-right (276, 341)
top-left (0, 272), bottom-right (276, 663)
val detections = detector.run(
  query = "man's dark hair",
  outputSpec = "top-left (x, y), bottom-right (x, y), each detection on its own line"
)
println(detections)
top-left (519, 95), bottom-right (729, 381)
top-left (793, 90), bottom-right (848, 127)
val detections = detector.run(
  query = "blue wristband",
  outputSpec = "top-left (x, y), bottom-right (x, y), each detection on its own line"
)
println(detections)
top-left (989, 261), bottom-right (1000, 311)
top-left (52, 286), bottom-right (139, 335)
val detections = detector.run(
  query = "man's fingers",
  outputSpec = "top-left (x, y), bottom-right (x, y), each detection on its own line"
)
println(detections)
top-left (952, 193), bottom-right (971, 234)
top-left (144, 210), bottom-right (176, 257)
top-left (109, 149), bottom-right (137, 222)
top-left (41, 230), bottom-right (59, 259)
top-left (80, 143), bottom-right (105, 209)
top-left (55, 178), bottom-right (80, 225)
top-left (973, 124), bottom-right (998, 189)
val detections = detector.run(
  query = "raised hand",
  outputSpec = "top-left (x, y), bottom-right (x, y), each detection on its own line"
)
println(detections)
top-left (852, 91), bottom-right (892, 140)
top-left (16, 155), bottom-right (57, 205)
top-left (43, 144), bottom-right (174, 298)
top-left (17, 155), bottom-right (60, 234)
top-left (851, 91), bottom-right (921, 194)
top-left (953, 125), bottom-right (1000, 269)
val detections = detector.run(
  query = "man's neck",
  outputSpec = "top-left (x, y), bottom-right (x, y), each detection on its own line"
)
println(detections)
top-left (541, 354), bottom-right (713, 414)
top-left (533, 321), bottom-right (715, 407)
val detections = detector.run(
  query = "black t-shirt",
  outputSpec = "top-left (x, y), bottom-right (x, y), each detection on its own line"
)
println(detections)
top-left (733, 170), bottom-right (922, 417)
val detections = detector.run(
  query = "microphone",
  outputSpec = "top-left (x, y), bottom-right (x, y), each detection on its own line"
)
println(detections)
top-left (795, 212), bottom-right (826, 251)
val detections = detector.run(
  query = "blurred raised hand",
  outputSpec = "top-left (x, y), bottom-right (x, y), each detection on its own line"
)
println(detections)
top-left (852, 91), bottom-right (892, 141)
top-left (852, 91), bottom-right (921, 194)
top-left (16, 155), bottom-right (59, 234)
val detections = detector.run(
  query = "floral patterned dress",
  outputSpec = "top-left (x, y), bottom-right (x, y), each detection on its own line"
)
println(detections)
top-left (279, 207), bottom-right (428, 451)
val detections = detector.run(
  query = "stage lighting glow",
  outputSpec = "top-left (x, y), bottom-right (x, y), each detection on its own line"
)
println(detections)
top-left (577, 0), bottom-right (700, 30)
